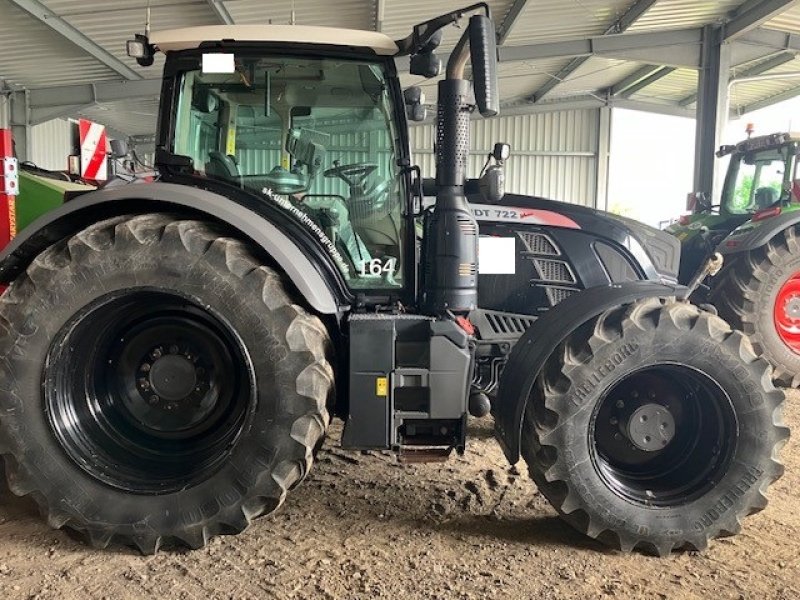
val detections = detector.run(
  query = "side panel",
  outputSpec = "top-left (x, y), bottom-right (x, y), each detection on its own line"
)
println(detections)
top-left (717, 208), bottom-right (800, 255)
top-left (494, 281), bottom-right (687, 464)
top-left (0, 182), bottom-right (345, 315)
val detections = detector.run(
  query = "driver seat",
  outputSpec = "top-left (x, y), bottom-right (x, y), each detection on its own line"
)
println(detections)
top-left (206, 151), bottom-right (241, 185)
top-left (754, 187), bottom-right (778, 210)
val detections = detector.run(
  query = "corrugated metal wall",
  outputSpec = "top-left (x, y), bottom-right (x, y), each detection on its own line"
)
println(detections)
top-left (409, 109), bottom-right (601, 207)
top-left (28, 119), bottom-right (72, 171)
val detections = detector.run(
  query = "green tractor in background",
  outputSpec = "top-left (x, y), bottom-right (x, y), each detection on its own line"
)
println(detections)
top-left (668, 132), bottom-right (800, 386)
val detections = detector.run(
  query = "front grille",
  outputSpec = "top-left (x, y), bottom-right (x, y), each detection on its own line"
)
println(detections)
top-left (517, 231), bottom-right (559, 256)
top-left (484, 311), bottom-right (536, 335)
top-left (534, 258), bottom-right (575, 284)
top-left (544, 286), bottom-right (576, 306)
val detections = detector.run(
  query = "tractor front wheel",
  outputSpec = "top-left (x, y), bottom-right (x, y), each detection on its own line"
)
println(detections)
top-left (520, 299), bottom-right (787, 555)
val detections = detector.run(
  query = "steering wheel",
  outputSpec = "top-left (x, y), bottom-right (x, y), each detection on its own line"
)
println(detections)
top-left (323, 161), bottom-right (378, 191)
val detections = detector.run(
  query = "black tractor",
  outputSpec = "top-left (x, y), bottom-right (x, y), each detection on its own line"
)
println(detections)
top-left (0, 5), bottom-right (786, 556)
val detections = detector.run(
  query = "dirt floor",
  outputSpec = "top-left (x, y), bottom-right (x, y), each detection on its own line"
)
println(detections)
top-left (0, 393), bottom-right (798, 600)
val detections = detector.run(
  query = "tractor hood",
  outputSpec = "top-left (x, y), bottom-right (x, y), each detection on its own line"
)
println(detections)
top-left (469, 193), bottom-right (681, 284)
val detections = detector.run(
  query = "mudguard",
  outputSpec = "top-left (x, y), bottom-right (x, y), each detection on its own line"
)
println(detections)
top-left (494, 280), bottom-right (687, 464)
top-left (0, 182), bottom-right (346, 315)
top-left (717, 208), bottom-right (800, 255)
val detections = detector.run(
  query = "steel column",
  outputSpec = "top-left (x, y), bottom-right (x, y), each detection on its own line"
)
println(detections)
top-left (596, 106), bottom-right (612, 210)
top-left (693, 26), bottom-right (731, 202)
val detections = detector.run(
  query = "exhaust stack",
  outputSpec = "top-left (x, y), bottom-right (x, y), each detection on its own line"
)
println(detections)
top-left (423, 14), bottom-right (498, 314)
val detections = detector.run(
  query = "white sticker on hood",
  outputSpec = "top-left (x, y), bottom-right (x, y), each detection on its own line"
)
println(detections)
top-left (479, 236), bottom-right (516, 274)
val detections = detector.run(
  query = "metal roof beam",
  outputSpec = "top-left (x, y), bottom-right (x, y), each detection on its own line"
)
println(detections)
top-left (525, 0), bottom-right (658, 102)
top-left (678, 50), bottom-right (796, 106)
top-left (740, 81), bottom-right (800, 112)
top-left (607, 64), bottom-right (662, 95)
top-left (7, 0), bottom-right (142, 81)
top-left (619, 66), bottom-right (676, 98)
top-left (207, 0), bottom-right (235, 25)
top-left (724, 0), bottom-right (800, 41)
top-left (497, 28), bottom-right (703, 68)
top-left (738, 27), bottom-right (800, 52)
top-left (496, 0), bottom-right (529, 45)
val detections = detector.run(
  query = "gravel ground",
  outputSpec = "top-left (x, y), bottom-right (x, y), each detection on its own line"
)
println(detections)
top-left (0, 392), bottom-right (797, 600)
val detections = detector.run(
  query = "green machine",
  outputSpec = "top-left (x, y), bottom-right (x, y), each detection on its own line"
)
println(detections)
top-left (16, 168), bottom-right (95, 232)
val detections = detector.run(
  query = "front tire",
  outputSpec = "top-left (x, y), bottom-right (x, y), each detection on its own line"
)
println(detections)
top-left (521, 299), bottom-right (787, 555)
top-left (711, 227), bottom-right (800, 387)
top-left (0, 215), bottom-right (333, 553)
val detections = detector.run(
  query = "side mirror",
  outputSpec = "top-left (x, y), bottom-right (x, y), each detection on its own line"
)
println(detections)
top-left (407, 105), bottom-right (427, 122)
top-left (468, 15), bottom-right (499, 117)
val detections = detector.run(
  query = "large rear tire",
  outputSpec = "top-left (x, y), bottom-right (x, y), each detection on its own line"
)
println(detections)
top-left (0, 215), bottom-right (333, 553)
top-left (521, 299), bottom-right (787, 556)
top-left (711, 228), bottom-right (800, 387)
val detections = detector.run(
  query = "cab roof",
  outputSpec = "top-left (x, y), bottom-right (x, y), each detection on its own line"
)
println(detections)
top-left (150, 25), bottom-right (399, 56)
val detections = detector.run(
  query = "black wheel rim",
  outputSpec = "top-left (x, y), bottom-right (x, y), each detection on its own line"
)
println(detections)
top-left (590, 364), bottom-right (737, 507)
top-left (44, 289), bottom-right (256, 494)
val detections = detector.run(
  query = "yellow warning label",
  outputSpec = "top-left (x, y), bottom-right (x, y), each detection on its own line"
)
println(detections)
top-left (8, 197), bottom-right (16, 238)
top-left (376, 376), bottom-right (388, 397)
top-left (226, 128), bottom-right (237, 156)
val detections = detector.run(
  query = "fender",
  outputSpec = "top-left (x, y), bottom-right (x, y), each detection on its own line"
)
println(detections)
top-left (494, 281), bottom-right (687, 464)
top-left (717, 208), bottom-right (800, 255)
top-left (0, 182), bottom-right (349, 315)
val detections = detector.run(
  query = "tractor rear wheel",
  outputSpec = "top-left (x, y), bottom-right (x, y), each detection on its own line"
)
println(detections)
top-left (711, 227), bottom-right (800, 387)
top-left (0, 214), bottom-right (333, 553)
top-left (520, 299), bottom-right (787, 555)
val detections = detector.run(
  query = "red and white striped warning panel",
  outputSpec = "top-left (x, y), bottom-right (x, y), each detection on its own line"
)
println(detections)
top-left (79, 119), bottom-right (108, 182)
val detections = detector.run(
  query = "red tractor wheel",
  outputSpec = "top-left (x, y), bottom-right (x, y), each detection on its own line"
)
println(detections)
top-left (711, 226), bottom-right (800, 387)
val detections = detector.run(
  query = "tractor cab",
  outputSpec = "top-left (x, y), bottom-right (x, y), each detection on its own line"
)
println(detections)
top-left (717, 132), bottom-right (800, 216)
top-left (668, 132), bottom-right (800, 282)
top-left (149, 26), bottom-right (409, 293)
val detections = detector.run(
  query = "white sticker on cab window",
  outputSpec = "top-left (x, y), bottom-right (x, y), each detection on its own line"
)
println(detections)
top-left (202, 53), bottom-right (235, 74)
top-left (478, 236), bottom-right (516, 275)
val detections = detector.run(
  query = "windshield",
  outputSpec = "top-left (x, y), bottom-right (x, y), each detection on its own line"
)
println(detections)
top-left (173, 54), bottom-right (405, 290)
top-left (721, 144), bottom-right (795, 215)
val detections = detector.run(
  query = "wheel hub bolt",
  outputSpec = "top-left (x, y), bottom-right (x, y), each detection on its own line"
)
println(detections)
top-left (627, 403), bottom-right (675, 452)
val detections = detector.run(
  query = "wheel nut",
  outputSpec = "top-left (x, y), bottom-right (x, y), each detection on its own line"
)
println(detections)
top-left (149, 395), bottom-right (160, 405)
top-left (631, 390), bottom-right (639, 399)
top-left (138, 378), bottom-right (150, 390)
top-left (615, 400), bottom-right (625, 409)
top-left (169, 345), bottom-right (179, 354)
top-left (609, 417), bottom-right (618, 425)
top-left (151, 348), bottom-right (162, 359)
top-left (140, 363), bottom-right (151, 373)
